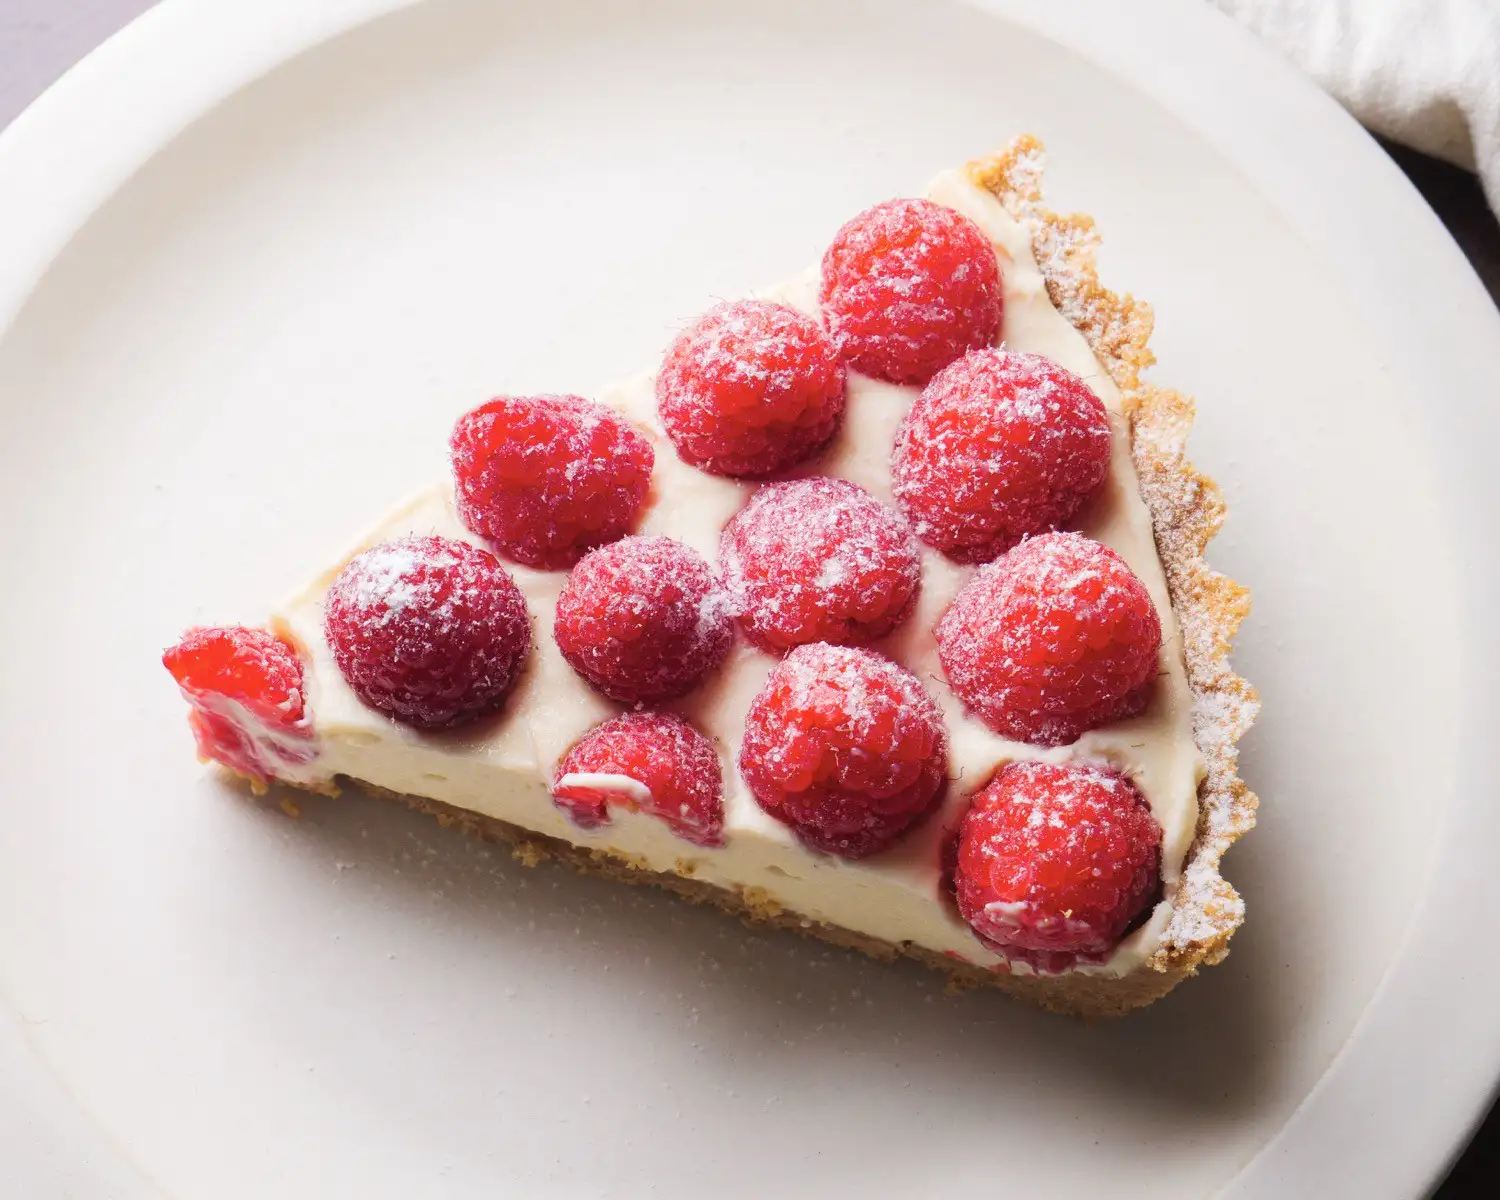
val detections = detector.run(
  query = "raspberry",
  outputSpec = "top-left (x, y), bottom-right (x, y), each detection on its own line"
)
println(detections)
top-left (554, 536), bottom-right (733, 703)
top-left (936, 532), bottom-right (1161, 746)
top-left (893, 349), bottom-right (1111, 562)
top-left (162, 626), bottom-right (314, 783)
top-left (552, 712), bottom-right (725, 847)
top-left (450, 394), bottom-right (654, 569)
top-left (720, 478), bottom-right (921, 651)
top-left (819, 198), bottom-right (1003, 385)
top-left (952, 761), bottom-right (1161, 971)
top-left (739, 644), bottom-right (948, 858)
top-left (656, 299), bottom-right (846, 478)
top-left (324, 535), bottom-right (531, 729)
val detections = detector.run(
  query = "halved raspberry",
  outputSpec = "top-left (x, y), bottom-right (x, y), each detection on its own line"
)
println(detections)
top-left (893, 349), bottom-right (1111, 562)
top-left (720, 478), bottom-right (921, 651)
top-left (162, 626), bottom-right (314, 783)
top-left (552, 712), bottom-right (725, 847)
top-left (655, 299), bottom-right (846, 478)
top-left (739, 643), bottom-right (948, 858)
top-left (450, 394), bottom-right (654, 569)
top-left (554, 535), bottom-right (732, 703)
top-left (953, 761), bottom-right (1162, 972)
top-left (936, 532), bottom-right (1161, 746)
top-left (819, 198), bottom-right (1003, 385)
top-left (324, 535), bottom-right (531, 729)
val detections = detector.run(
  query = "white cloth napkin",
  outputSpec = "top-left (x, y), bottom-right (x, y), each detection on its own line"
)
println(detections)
top-left (1213, 0), bottom-right (1500, 213)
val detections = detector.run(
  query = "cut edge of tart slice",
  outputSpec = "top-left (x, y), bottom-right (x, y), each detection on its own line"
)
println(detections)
top-left (165, 135), bottom-right (1258, 1018)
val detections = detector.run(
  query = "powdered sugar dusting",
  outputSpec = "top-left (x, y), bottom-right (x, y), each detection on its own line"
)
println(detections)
top-left (553, 535), bottom-right (733, 703)
top-left (323, 534), bottom-right (532, 728)
top-left (334, 538), bottom-right (469, 631)
top-left (450, 394), bottom-right (654, 569)
top-left (892, 348), bottom-right (1112, 562)
top-left (656, 299), bottom-right (846, 478)
top-left (936, 532), bottom-right (1162, 747)
top-left (719, 477), bottom-right (921, 650)
top-left (347, 541), bottom-right (447, 625)
top-left (820, 197), bottom-right (1004, 385)
top-left (738, 643), bottom-right (949, 859)
top-left (772, 643), bottom-right (943, 751)
top-left (955, 761), bottom-right (1162, 974)
top-left (686, 304), bottom-right (807, 392)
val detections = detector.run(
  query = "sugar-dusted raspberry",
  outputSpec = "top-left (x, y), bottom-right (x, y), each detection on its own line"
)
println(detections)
top-left (953, 761), bottom-right (1162, 971)
top-left (739, 643), bottom-right (948, 858)
top-left (936, 532), bottom-right (1161, 746)
top-left (656, 299), bottom-right (846, 478)
top-left (450, 394), bottom-right (654, 569)
top-left (324, 535), bottom-right (531, 729)
top-left (163, 626), bottom-right (315, 783)
top-left (552, 712), bottom-right (725, 847)
top-left (893, 349), bottom-right (1111, 562)
top-left (819, 198), bottom-right (1003, 385)
top-left (720, 478), bottom-right (921, 651)
top-left (554, 535), bottom-right (732, 703)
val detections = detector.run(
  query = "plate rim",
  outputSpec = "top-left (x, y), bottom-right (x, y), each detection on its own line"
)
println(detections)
top-left (3, 0), bottom-right (1499, 1195)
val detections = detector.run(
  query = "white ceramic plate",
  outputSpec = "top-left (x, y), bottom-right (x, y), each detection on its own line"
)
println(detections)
top-left (3, 1), bottom-right (1498, 1195)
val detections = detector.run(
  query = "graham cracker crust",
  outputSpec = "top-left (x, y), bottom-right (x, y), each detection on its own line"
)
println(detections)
top-left (260, 136), bottom-right (1259, 1019)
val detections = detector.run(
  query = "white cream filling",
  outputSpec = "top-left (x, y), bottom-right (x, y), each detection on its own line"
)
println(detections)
top-left (554, 772), bottom-right (654, 807)
top-left (199, 693), bottom-right (318, 777)
top-left (268, 171), bottom-right (1204, 978)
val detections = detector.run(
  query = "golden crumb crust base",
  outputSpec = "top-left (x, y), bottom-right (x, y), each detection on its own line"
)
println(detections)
top-left (269, 137), bottom-right (1258, 1018)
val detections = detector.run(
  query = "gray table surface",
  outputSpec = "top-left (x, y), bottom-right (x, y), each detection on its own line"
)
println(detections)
top-left (3, 1), bottom-right (1498, 1195)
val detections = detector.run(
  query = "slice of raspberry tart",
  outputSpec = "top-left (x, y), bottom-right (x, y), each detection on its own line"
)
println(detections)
top-left (163, 136), bottom-right (1257, 1017)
